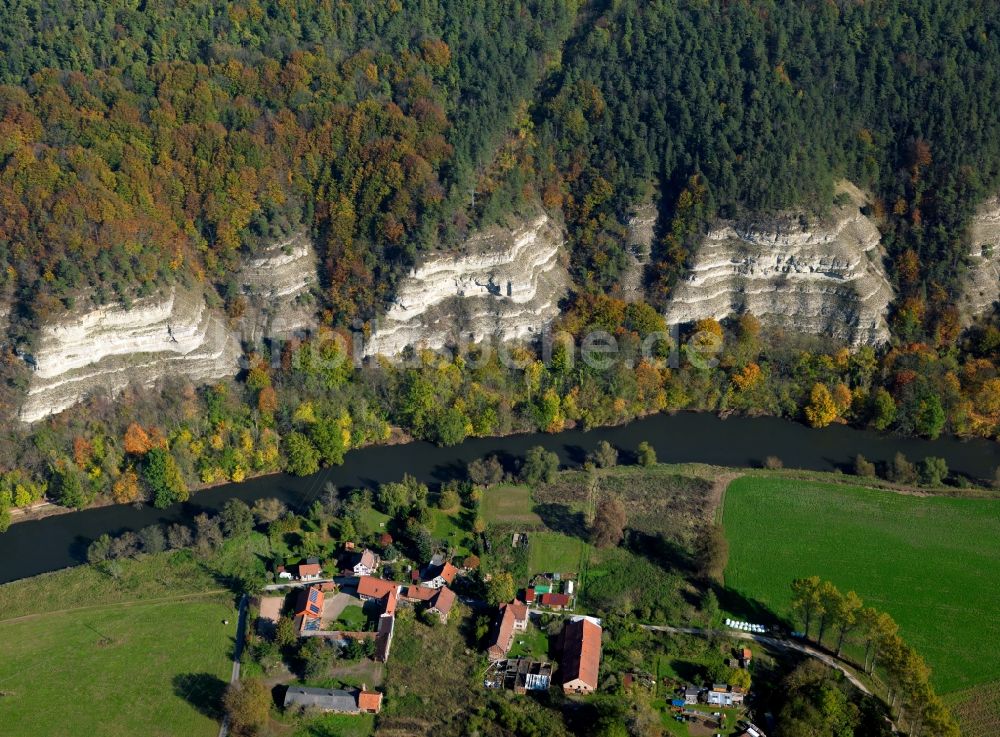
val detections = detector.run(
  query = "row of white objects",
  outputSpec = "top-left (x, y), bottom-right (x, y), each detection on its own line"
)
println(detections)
top-left (726, 618), bottom-right (765, 633)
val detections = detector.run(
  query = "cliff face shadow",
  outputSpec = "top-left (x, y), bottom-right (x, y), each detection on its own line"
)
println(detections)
top-left (172, 672), bottom-right (226, 719)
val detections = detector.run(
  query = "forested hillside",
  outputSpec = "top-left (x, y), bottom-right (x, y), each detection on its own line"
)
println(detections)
top-left (4, 0), bottom-right (1000, 540)
top-left (539, 0), bottom-right (1000, 340)
top-left (0, 0), bottom-right (573, 336)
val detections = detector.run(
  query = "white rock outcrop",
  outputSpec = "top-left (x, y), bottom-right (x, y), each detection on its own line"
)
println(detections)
top-left (959, 197), bottom-right (1000, 323)
top-left (619, 202), bottom-right (656, 302)
top-left (664, 191), bottom-right (894, 346)
top-left (20, 286), bottom-right (241, 423)
top-left (364, 213), bottom-right (570, 357)
top-left (239, 232), bottom-right (319, 341)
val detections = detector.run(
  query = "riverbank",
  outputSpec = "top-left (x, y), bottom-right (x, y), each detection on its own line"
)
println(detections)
top-left (2, 411), bottom-right (999, 583)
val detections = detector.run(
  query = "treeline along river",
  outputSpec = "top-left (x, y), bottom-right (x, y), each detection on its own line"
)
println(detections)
top-left (3, 411), bottom-right (999, 584)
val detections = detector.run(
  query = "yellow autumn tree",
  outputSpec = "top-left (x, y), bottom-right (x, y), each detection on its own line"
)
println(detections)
top-left (805, 383), bottom-right (839, 428)
top-left (112, 468), bottom-right (141, 504)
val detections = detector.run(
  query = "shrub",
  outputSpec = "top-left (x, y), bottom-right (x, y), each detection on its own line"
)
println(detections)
top-left (636, 441), bottom-right (657, 467)
top-left (763, 455), bottom-right (783, 470)
top-left (853, 454), bottom-right (877, 478)
top-left (589, 440), bottom-right (619, 469)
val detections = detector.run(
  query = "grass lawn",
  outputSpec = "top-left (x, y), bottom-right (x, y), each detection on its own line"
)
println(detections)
top-left (508, 624), bottom-right (551, 660)
top-left (481, 484), bottom-right (542, 526)
top-left (527, 531), bottom-right (585, 577)
top-left (428, 507), bottom-right (474, 555)
top-left (334, 605), bottom-right (367, 631)
top-left (359, 506), bottom-right (391, 533)
top-left (0, 595), bottom-right (235, 737)
top-left (723, 476), bottom-right (1000, 695)
top-left (287, 712), bottom-right (374, 737)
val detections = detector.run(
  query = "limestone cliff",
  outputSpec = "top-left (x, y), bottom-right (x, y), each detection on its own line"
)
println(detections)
top-left (238, 232), bottom-right (320, 342)
top-left (619, 202), bottom-right (656, 302)
top-left (364, 213), bottom-right (570, 357)
top-left (19, 287), bottom-right (241, 423)
top-left (959, 197), bottom-right (1000, 323)
top-left (664, 189), bottom-right (894, 346)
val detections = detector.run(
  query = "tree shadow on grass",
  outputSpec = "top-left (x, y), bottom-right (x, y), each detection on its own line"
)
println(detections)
top-left (172, 672), bottom-right (226, 719)
top-left (533, 502), bottom-right (588, 538)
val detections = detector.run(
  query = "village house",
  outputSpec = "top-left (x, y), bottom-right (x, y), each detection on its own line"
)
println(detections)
top-left (352, 549), bottom-right (380, 577)
top-left (283, 685), bottom-right (383, 714)
top-left (559, 617), bottom-right (602, 694)
top-left (486, 601), bottom-right (529, 661)
top-left (706, 683), bottom-right (746, 707)
top-left (298, 557), bottom-right (323, 581)
top-left (421, 555), bottom-right (459, 589)
top-left (293, 585), bottom-right (325, 634)
top-left (402, 584), bottom-right (457, 623)
top-left (683, 684), bottom-right (702, 705)
top-left (357, 575), bottom-right (399, 602)
top-left (539, 592), bottom-right (571, 610)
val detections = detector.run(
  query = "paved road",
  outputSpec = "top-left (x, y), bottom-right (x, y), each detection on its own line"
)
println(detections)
top-left (641, 624), bottom-right (871, 695)
top-left (218, 594), bottom-right (249, 737)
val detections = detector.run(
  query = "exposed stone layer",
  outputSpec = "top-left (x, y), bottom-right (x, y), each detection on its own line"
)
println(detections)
top-left (20, 286), bottom-right (241, 423)
top-left (364, 214), bottom-right (570, 357)
top-left (239, 232), bottom-right (320, 342)
top-left (959, 197), bottom-right (1000, 323)
top-left (664, 194), bottom-right (894, 346)
top-left (619, 203), bottom-right (656, 302)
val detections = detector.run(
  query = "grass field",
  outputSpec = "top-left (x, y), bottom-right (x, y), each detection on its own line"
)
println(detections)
top-left (0, 595), bottom-right (235, 737)
top-left (334, 605), bottom-right (367, 631)
top-left (723, 476), bottom-right (1000, 695)
top-left (481, 484), bottom-right (542, 525)
top-left (527, 531), bottom-right (585, 576)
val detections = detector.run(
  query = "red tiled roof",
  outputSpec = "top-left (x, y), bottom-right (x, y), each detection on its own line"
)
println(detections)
top-left (432, 586), bottom-right (456, 615)
top-left (358, 690), bottom-right (383, 713)
top-left (507, 600), bottom-right (528, 623)
top-left (294, 586), bottom-right (325, 618)
top-left (539, 592), bottom-right (570, 607)
top-left (357, 576), bottom-right (398, 600)
top-left (383, 588), bottom-right (398, 616)
top-left (403, 585), bottom-right (437, 602)
top-left (560, 618), bottom-right (602, 691)
top-left (523, 588), bottom-right (535, 603)
top-left (438, 562), bottom-right (459, 584)
top-left (741, 647), bottom-right (752, 659)
top-left (487, 605), bottom-right (517, 659)
top-left (298, 562), bottom-right (322, 577)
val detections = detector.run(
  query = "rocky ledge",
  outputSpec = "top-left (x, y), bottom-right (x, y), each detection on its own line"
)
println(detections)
top-left (19, 286), bottom-right (241, 423)
top-left (364, 213), bottom-right (570, 357)
top-left (664, 188), bottom-right (894, 346)
top-left (238, 232), bottom-right (320, 342)
top-left (959, 197), bottom-right (1000, 324)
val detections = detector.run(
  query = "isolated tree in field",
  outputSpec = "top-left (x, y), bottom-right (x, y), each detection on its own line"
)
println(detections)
top-left (468, 455), bottom-right (504, 486)
top-left (636, 441), bottom-right (656, 467)
top-left (486, 571), bottom-right (516, 607)
top-left (698, 523), bottom-right (729, 582)
top-left (223, 678), bottom-right (270, 736)
top-left (590, 495), bottom-right (627, 548)
top-left (222, 498), bottom-right (254, 537)
top-left (438, 485), bottom-right (461, 512)
top-left (520, 446), bottom-right (559, 485)
top-left (805, 383), bottom-right (838, 428)
top-left (589, 440), bottom-right (618, 469)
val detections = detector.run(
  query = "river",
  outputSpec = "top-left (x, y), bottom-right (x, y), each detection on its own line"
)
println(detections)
top-left (3, 411), bottom-right (998, 584)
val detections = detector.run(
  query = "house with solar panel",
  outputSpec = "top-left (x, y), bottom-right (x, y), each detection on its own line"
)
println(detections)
top-left (293, 585), bottom-right (326, 635)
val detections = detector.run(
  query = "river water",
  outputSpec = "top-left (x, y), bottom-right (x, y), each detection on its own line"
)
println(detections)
top-left (3, 411), bottom-right (998, 584)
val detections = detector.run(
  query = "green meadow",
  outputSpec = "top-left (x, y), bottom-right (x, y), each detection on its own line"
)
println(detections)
top-left (723, 476), bottom-right (1000, 695)
top-left (0, 595), bottom-right (235, 737)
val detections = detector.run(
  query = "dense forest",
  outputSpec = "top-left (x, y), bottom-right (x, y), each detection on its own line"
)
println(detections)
top-left (2, 1), bottom-right (1000, 533)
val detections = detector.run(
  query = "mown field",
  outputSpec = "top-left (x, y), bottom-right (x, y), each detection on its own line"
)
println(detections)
top-left (0, 595), bottom-right (235, 737)
top-left (723, 476), bottom-right (1000, 696)
top-left (481, 484), bottom-right (542, 526)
